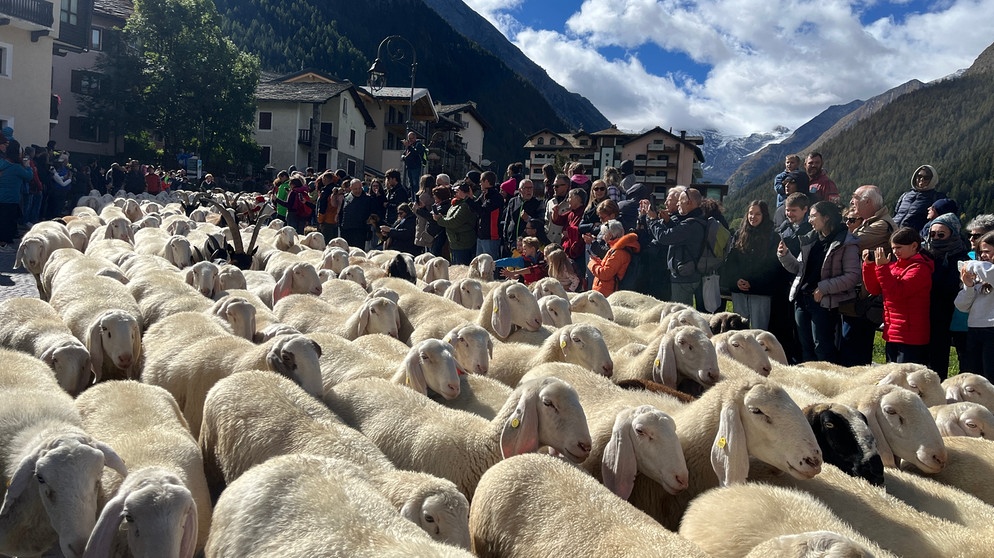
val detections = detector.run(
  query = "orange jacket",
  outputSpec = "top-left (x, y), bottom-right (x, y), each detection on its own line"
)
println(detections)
top-left (588, 232), bottom-right (640, 296)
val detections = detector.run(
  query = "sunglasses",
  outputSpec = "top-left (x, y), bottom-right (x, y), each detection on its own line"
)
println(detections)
top-left (846, 217), bottom-right (861, 224)
top-left (970, 233), bottom-right (984, 239)
top-left (592, 187), bottom-right (606, 191)
top-left (915, 173), bottom-right (932, 180)
top-left (929, 231), bottom-right (948, 239)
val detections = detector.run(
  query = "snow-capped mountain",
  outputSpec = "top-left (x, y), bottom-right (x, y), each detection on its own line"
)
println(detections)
top-left (697, 126), bottom-right (793, 184)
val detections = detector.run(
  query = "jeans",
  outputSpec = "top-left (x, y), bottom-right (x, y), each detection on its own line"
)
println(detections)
top-left (24, 192), bottom-right (42, 224)
top-left (731, 293), bottom-right (771, 331)
top-left (431, 232), bottom-right (447, 259)
top-left (965, 327), bottom-right (994, 381)
top-left (839, 315), bottom-right (876, 366)
top-left (671, 281), bottom-right (697, 306)
top-left (795, 293), bottom-right (839, 363)
top-left (405, 167), bottom-right (422, 194)
top-left (450, 247), bottom-right (474, 266)
top-left (477, 239), bottom-right (501, 262)
top-left (885, 342), bottom-right (929, 365)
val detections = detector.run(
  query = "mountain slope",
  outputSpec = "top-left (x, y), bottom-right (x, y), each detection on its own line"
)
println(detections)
top-left (698, 126), bottom-right (792, 184)
top-left (722, 43), bottom-right (994, 220)
top-left (421, 0), bottom-right (610, 132)
top-left (215, 0), bottom-right (573, 168)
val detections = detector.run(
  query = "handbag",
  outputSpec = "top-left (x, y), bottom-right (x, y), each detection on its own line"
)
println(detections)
top-left (702, 273), bottom-right (722, 313)
top-left (838, 287), bottom-right (884, 327)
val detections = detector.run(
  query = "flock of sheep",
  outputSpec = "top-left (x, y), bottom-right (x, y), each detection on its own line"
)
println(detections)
top-left (4, 188), bottom-right (994, 557)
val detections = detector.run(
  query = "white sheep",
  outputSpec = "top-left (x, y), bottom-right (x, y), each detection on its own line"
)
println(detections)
top-left (488, 323), bottom-right (613, 387)
top-left (423, 278), bottom-right (452, 295)
top-left (679, 482), bottom-right (897, 558)
top-left (204, 454), bottom-right (473, 557)
top-left (89, 216), bottom-right (136, 246)
top-left (338, 264), bottom-right (369, 290)
top-left (637, 307), bottom-right (712, 339)
top-left (712, 330), bottom-right (773, 377)
top-left (133, 228), bottom-right (193, 268)
top-left (76, 381), bottom-right (211, 557)
top-left (14, 221), bottom-right (75, 296)
top-left (0, 360), bottom-right (127, 558)
top-left (448, 253), bottom-right (494, 282)
top-left (568, 311), bottom-right (647, 350)
top-left (308, 331), bottom-right (460, 398)
top-left (469, 454), bottom-right (710, 557)
top-left (49, 273), bottom-right (142, 383)
top-left (215, 264), bottom-right (246, 291)
top-left (129, 273), bottom-right (212, 329)
top-left (529, 277), bottom-right (569, 301)
top-left (612, 325), bottom-right (719, 389)
top-left (775, 363), bottom-right (947, 411)
top-left (200, 371), bottom-right (471, 548)
top-left (527, 371), bottom-right (823, 530)
top-left (249, 262), bottom-right (323, 308)
top-left (743, 328), bottom-right (789, 365)
top-left (538, 296), bottom-right (572, 327)
top-left (212, 289), bottom-right (278, 336)
top-left (930, 401), bottom-right (994, 438)
top-left (84, 237), bottom-right (135, 265)
top-left (324, 376), bottom-right (592, 500)
top-left (568, 290), bottom-right (614, 320)
top-left (421, 256), bottom-right (450, 283)
top-left (142, 333), bottom-right (323, 437)
top-left (901, 436), bottom-right (994, 508)
top-left (407, 281), bottom-right (543, 341)
top-left (40, 248), bottom-right (127, 302)
top-left (409, 324), bottom-right (494, 376)
top-left (943, 373), bottom-right (994, 412)
top-left (605, 289), bottom-right (667, 310)
top-left (0, 299), bottom-right (91, 394)
top-left (66, 215), bottom-right (101, 251)
top-left (279, 294), bottom-right (400, 339)
top-left (444, 278), bottom-right (485, 310)
top-left (581, 403), bottom-right (688, 500)
top-left (318, 277), bottom-right (371, 306)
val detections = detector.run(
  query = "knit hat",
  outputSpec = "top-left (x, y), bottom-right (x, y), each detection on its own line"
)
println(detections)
top-left (931, 198), bottom-right (958, 217)
top-left (1, 127), bottom-right (13, 140)
top-left (625, 182), bottom-right (648, 201)
top-left (500, 178), bottom-right (517, 198)
top-left (620, 159), bottom-right (634, 175)
top-left (465, 171), bottom-right (481, 185)
top-left (784, 170), bottom-right (809, 192)
top-left (930, 212), bottom-right (962, 237)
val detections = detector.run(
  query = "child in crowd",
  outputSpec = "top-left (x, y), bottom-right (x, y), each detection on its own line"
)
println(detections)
top-left (546, 247), bottom-right (580, 292)
top-left (499, 236), bottom-right (546, 285)
top-left (955, 231), bottom-right (994, 380)
top-left (861, 227), bottom-right (933, 364)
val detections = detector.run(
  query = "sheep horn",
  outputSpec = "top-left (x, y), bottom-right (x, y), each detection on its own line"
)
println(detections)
top-left (201, 198), bottom-right (245, 255)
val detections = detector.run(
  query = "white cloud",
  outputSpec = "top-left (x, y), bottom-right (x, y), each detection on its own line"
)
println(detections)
top-left (479, 0), bottom-right (994, 135)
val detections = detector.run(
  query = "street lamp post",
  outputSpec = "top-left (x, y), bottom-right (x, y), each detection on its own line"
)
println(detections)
top-left (367, 35), bottom-right (418, 132)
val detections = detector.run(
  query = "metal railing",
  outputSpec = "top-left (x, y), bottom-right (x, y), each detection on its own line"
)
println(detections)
top-left (0, 0), bottom-right (54, 27)
top-left (297, 129), bottom-right (338, 149)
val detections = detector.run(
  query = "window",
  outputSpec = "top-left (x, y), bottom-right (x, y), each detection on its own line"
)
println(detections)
top-left (342, 99), bottom-right (348, 115)
top-left (536, 138), bottom-right (544, 146)
top-left (258, 112), bottom-right (272, 130)
top-left (0, 43), bottom-right (11, 78)
top-left (349, 129), bottom-right (356, 147)
top-left (549, 138), bottom-right (557, 146)
top-left (260, 146), bottom-right (272, 165)
top-left (347, 159), bottom-right (357, 177)
top-left (71, 70), bottom-right (102, 96)
top-left (579, 139), bottom-right (588, 146)
top-left (69, 116), bottom-right (108, 143)
top-left (90, 28), bottom-right (103, 51)
top-left (61, 0), bottom-right (79, 25)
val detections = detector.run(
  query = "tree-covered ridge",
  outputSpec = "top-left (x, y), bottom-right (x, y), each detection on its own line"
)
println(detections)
top-left (725, 72), bottom-right (994, 220)
top-left (214, 0), bottom-right (569, 170)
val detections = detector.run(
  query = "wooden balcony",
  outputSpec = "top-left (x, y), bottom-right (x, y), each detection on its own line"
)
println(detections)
top-left (646, 144), bottom-right (678, 152)
top-left (0, 0), bottom-right (54, 29)
top-left (298, 129), bottom-right (338, 150)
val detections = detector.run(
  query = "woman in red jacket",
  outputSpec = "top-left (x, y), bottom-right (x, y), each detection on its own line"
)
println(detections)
top-left (861, 227), bottom-right (934, 364)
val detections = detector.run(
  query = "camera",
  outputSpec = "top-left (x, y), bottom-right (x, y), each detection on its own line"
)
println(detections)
top-left (578, 222), bottom-right (599, 235)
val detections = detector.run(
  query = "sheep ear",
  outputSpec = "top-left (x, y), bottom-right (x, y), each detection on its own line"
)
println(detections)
top-left (876, 371), bottom-right (903, 388)
top-left (184, 267), bottom-right (195, 286)
top-left (124, 225), bottom-right (135, 244)
top-left (86, 319), bottom-right (104, 383)
top-left (179, 500), bottom-right (198, 558)
top-left (491, 285), bottom-right (512, 339)
top-left (500, 387), bottom-right (540, 458)
top-left (401, 348), bottom-right (428, 395)
top-left (212, 273), bottom-right (223, 298)
top-left (85, 488), bottom-right (127, 556)
top-left (266, 338), bottom-right (290, 376)
top-left (272, 269), bottom-right (294, 305)
top-left (130, 325), bottom-right (142, 381)
top-left (652, 336), bottom-right (678, 387)
top-left (945, 385), bottom-right (965, 403)
top-left (399, 498), bottom-right (422, 524)
top-left (40, 346), bottom-right (56, 366)
top-left (937, 415), bottom-right (965, 437)
top-left (0, 445), bottom-right (44, 516)
top-left (13, 242), bottom-right (25, 270)
top-left (710, 399), bottom-right (749, 487)
top-left (488, 336), bottom-right (494, 359)
top-left (602, 408), bottom-right (638, 499)
top-left (559, 327), bottom-right (571, 357)
top-left (357, 302), bottom-right (371, 335)
top-left (861, 402), bottom-right (896, 468)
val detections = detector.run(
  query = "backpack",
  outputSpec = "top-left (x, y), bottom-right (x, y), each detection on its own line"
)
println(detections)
top-left (616, 247), bottom-right (641, 292)
top-left (695, 217), bottom-right (732, 275)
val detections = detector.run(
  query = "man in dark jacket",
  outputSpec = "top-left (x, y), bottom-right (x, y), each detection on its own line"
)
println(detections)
top-left (893, 164), bottom-right (944, 232)
top-left (382, 168), bottom-right (409, 224)
top-left (468, 170), bottom-right (504, 261)
top-left (339, 179), bottom-right (378, 249)
top-left (400, 131), bottom-right (426, 191)
top-left (642, 188), bottom-right (707, 305)
top-left (501, 178), bottom-right (543, 254)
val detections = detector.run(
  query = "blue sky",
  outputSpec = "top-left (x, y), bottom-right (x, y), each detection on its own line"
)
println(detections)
top-left (465, 0), bottom-right (994, 136)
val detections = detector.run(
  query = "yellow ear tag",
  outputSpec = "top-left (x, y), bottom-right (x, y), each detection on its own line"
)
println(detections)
top-left (443, 335), bottom-right (452, 344)
top-left (560, 340), bottom-right (567, 349)
top-left (717, 437), bottom-right (727, 449)
top-left (493, 307), bottom-right (499, 314)
top-left (405, 376), bottom-right (410, 387)
top-left (511, 417), bottom-right (520, 429)
top-left (654, 358), bottom-right (661, 368)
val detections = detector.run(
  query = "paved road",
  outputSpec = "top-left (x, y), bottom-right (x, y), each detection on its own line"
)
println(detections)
top-left (0, 239), bottom-right (41, 301)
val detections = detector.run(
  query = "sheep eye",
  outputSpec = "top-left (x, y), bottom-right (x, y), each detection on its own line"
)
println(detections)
top-left (748, 407), bottom-right (763, 415)
top-left (542, 398), bottom-right (555, 410)
top-left (508, 294), bottom-right (516, 299)
top-left (282, 354), bottom-right (292, 362)
top-left (731, 342), bottom-right (740, 348)
top-left (824, 421), bottom-right (835, 429)
top-left (123, 513), bottom-right (134, 523)
top-left (36, 474), bottom-right (45, 484)
top-left (966, 387), bottom-right (977, 393)
top-left (571, 336), bottom-right (581, 343)
top-left (634, 426), bottom-right (645, 436)
top-left (884, 407), bottom-right (897, 415)
top-left (424, 514), bottom-right (435, 523)
top-left (966, 421), bottom-right (978, 429)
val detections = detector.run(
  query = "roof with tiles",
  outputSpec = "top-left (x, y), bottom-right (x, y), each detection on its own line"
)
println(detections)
top-left (94, 0), bottom-right (132, 20)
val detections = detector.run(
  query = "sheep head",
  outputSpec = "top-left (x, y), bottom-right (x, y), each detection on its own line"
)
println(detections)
top-left (602, 405), bottom-right (688, 500)
top-left (445, 278), bottom-right (484, 310)
top-left (40, 342), bottom-right (92, 396)
top-left (397, 339), bottom-right (460, 400)
top-left (539, 296), bottom-right (572, 328)
top-left (442, 325), bottom-right (492, 375)
top-left (488, 282), bottom-right (542, 339)
top-left (804, 403), bottom-right (884, 486)
top-left (654, 326), bottom-right (719, 388)
top-left (87, 310), bottom-right (142, 381)
top-left (265, 334), bottom-right (323, 398)
top-left (356, 297), bottom-right (401, 339)
top-left (932, 401), bottom-right (994, 439)
top-left (499, 377), bottom-right (591, 463)
top-left (556, 324), bottom-right (613, 377)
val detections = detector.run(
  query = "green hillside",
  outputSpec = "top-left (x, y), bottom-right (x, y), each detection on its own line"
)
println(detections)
top-left (724, 68), bottom-right (994, 221)
top-left (214, 0), bottom-right (570, 170)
